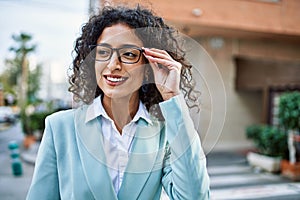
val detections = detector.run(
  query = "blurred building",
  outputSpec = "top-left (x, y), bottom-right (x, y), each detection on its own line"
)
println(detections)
top-left (91, 0), bottom-right (300, 151)
top-left (37, 60), bottom-right (72, 107)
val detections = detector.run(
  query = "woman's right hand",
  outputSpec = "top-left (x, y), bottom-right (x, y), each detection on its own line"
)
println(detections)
top-left (143, 47), bottom-right (182, 101)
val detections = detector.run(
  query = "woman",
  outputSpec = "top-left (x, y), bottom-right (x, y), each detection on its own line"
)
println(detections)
top-left (27, 5), bottom-right (210, 200)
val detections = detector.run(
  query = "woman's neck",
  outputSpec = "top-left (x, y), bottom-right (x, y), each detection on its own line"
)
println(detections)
top-left (102, 93), bottom-right (139, 134)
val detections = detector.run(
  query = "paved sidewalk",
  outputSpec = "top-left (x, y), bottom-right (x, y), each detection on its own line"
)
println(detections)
top-left (0, 146), bottom-right (36, 200)
top-left (0, 154), bottom-right (34, 200)
top-left (0, 122), bottom-right (37, 200)
top-left (207, 151), bottom-right (300, 200)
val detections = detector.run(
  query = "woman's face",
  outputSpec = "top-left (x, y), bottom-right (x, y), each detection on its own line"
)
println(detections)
top-left (94, 23), bottom-right (145, 100)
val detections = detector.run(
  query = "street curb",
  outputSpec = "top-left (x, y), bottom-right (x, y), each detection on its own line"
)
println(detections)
top-left (20, 142), bottom-right (40, 165)
top-left (21, 152), bottom-right (36, 165)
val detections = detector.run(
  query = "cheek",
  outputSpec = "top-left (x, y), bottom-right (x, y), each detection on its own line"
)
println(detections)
top-left (130, 67), bottom-right (145, 84)
top-left (94, 63), bottom-right (105, 79)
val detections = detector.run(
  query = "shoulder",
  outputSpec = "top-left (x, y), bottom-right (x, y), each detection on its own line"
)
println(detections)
top-left (44, 107), bottom-right (88, 140)
top-left (46, 105), bottom-right (89, 126)
top-left (46, 109), bottom-right (76, 123)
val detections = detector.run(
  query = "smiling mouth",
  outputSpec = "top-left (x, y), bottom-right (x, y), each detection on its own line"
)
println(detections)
top-left (104, 75), bottom-right (128, 85)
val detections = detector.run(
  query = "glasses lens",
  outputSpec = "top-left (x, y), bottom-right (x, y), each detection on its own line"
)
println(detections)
top-left (119, 48), bottom-right (141, 63)
top-left (95, 46), bottom-right (112, 61)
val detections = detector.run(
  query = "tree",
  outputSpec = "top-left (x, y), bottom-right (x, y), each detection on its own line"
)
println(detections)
top-left (8, 32), bottom-right (37, 108)
top-left (0, 57), bottom-right (22, 98)
top-left (0, 32), bottom-right (42, 135)
top-left (1, 32), bottom-right (42, 103)
top-left (28, 64), bottom-right (42, 103)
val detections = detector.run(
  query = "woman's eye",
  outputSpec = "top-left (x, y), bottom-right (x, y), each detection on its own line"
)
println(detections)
top-left (96, 46), bottom-right (111, 58)
top-left (123, 52), bottom-right (138, 58)
top-left (97, 50), bottom-right (110, 56)
top-left (121, 48), bottom-right (140, 60)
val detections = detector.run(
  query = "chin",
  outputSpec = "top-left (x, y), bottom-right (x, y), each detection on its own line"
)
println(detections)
top-left (102, 88), bottom-right (141, 101)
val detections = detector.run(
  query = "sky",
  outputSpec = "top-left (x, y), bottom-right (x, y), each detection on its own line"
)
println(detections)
top-left (0, 0), bottom-right (89, 81)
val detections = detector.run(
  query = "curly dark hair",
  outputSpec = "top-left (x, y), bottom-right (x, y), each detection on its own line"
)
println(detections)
top-left (69, 5), bottom-right (199, 119)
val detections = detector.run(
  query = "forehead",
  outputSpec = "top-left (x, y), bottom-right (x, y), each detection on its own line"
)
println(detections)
top-left (97, 24), bottom-right (143, 46)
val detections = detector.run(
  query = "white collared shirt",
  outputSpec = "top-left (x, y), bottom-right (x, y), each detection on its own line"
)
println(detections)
top-left (85, 96), bottom-right (152, 194)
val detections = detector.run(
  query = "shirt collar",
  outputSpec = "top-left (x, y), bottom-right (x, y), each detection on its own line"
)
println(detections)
top-left (85, 96), bottom-right (152, 125)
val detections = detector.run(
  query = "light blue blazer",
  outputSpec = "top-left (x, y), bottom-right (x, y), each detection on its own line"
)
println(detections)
top-left (26, 95), bottom-right (210, 200)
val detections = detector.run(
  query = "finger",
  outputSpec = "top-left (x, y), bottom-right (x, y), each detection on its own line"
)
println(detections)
top-left (146, 48), bottom-right (170, 55)
top-left (143, 54), bottom-right (172, 70)
top-left (143, 48), bottom-right (181, 70)
top-left (147, 59), bottom-right (166, 79)
top-left (143, 48), bottom-right (172, 60)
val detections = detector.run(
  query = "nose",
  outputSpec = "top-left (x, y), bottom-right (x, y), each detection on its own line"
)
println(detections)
top-left (106, 51), bottom-right (121, 71)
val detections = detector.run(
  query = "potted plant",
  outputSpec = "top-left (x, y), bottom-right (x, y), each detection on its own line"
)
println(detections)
top-left (246, 124), bottom-right (288, 173)
top-left (22, 101), bottom-right (59, 148)
top-left (278, 91), bottom-right (300, 180)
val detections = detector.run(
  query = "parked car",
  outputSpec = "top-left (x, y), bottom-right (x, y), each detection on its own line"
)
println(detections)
top-left (0, 106), bottom-right (16, 124)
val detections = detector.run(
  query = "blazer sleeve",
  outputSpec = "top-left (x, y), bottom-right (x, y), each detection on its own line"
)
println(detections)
top-left (159, 94), bottom-right (210, 200)
top-left (26, 117), bottom-right (60, 200)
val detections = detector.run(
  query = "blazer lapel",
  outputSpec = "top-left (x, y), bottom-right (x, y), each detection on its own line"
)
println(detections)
top-left (117, 118), bottom-right (164, 199)
top-left (74, 106), bottom-right (117, 200)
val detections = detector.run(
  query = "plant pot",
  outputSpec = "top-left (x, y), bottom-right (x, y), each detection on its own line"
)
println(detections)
top-left (281, 159), bottom-right (300, 181)
top-left (23, 135), bottom-right (36, 149)
top-left (247, 152), bottom-right (281, 173)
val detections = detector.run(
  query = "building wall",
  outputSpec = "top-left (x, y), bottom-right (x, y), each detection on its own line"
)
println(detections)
top-left (195, 36), bottom-right (300, 151)
top-left (104, 0), bottom-right (300, 40)
top-left (193, 37), bottom-right (260, 151)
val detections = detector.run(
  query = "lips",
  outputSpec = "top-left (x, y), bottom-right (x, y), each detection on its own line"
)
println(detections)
top-left (103, 74), bottom-right (128, 86)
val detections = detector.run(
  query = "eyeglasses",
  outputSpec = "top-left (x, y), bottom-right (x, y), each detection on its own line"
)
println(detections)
top-left (89, 44), bottom-right (144, 64)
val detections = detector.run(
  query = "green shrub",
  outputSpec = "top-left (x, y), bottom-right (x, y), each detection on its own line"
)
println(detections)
top-left (21, 110), bottom-right (54, 137)
top-left (279, 91), bottom-right (300, 130)
top-left (246, 124), bottom-right (288, 158)
top-left (246, 125), bottom-right (264, 143)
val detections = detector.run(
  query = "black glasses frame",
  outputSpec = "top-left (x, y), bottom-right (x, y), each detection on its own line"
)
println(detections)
top-left (89, 44), bottom-right (144, 64)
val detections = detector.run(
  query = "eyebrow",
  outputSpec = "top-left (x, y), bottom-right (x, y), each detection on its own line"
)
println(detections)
top-left (96, 43), bottom-right (142, 49)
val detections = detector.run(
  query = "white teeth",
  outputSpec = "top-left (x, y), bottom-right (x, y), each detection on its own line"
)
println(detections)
top-left (106, 76), bottom-right (125, 82)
